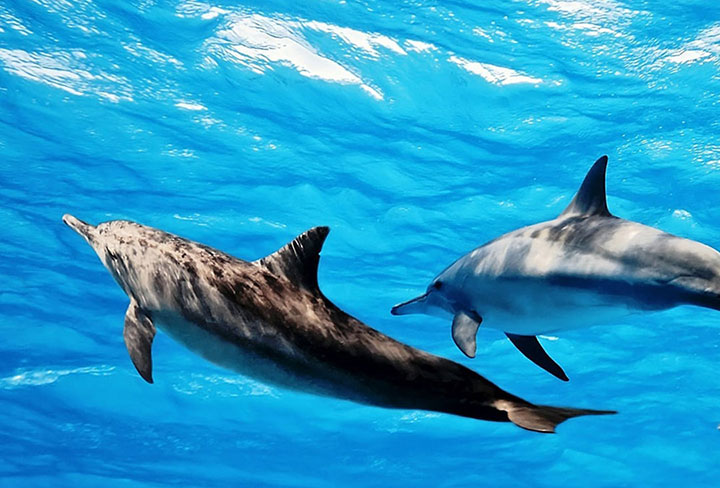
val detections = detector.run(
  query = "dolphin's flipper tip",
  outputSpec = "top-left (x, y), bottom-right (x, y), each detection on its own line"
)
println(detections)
top-left (506, 404), bottom-right (616, 433)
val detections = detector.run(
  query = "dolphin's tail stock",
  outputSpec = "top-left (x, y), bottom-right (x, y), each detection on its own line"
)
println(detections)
top-left (498, 399), bottom-right (616, 433)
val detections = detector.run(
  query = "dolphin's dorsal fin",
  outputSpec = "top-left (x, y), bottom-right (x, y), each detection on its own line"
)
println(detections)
top-left (257, 226), bottom-right (330, 292)
top-left (560, 155), bottom-right (611, 217)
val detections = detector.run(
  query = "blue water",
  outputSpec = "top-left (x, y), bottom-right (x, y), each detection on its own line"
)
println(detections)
top-left (2, 0), bottom-right (720, 486)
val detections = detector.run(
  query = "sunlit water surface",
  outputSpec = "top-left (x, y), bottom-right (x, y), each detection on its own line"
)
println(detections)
top-left (2, 0), bottom-right (720, 486)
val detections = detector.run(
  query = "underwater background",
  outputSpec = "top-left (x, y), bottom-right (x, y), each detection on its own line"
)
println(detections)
top-left (2, 0), bottom-right (720, 486)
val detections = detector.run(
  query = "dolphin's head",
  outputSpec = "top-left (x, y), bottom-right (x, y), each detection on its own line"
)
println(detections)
top-left (63, 214), bottom-right (114, 263)
top-left (391, 276), bottom-right (458, 318)
top-left (63, 214), bottom-right (139, 294)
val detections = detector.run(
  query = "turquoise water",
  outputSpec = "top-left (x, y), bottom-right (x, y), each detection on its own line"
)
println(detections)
top-left (2, 0), bottom-right (720, 486)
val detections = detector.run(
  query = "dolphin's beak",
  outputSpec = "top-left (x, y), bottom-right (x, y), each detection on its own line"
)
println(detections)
top-left (62, 214), bottom-right (96, 243)
top-left (391, 293), bottom-right (429, 316)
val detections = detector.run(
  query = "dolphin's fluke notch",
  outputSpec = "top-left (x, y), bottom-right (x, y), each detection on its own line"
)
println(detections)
top-left (257, 226), bottom-right (330, 293)
top-left (503, 402), bottom-right (616, 433)
top-left (506, 333), bottom-right (569, 381)
top-left (560, 155), bottom-right (611, 217)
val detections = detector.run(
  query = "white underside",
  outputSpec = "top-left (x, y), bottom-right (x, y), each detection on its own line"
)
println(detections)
top-left (472, 282), bottom-right (640, 335)
top-left (153, 312), bottom-right (318, 394)
top-left (152, 312), bottom-right (387, 404)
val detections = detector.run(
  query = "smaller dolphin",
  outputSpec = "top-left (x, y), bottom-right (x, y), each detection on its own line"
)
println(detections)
top-left (392, 156), bottom-right (720, 381)
top-left (63, 215), bottom-right (612, 432)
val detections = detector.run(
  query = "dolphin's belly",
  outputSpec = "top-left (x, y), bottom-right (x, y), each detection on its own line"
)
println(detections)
top-left (472, 279), bottom-right (646, 335)
top-left (153, 311), bottom-right (335, 396)
top-left (152, 311), bottom-right (380, 403)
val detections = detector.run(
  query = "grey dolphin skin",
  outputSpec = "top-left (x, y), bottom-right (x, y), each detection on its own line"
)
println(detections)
top-left (392, 156), bottom-right (720, 381)
top-left (63, 214), bottom-right (613, 433)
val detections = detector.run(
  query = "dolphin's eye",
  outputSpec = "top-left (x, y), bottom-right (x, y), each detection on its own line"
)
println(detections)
top-left (433, 281), bottom-right (443, 290)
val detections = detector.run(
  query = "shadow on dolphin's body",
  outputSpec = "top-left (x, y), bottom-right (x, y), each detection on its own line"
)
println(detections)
top-left (393, 156), bottom-right (720, 382)
top-left (63, 214), bottom-right (612, 433)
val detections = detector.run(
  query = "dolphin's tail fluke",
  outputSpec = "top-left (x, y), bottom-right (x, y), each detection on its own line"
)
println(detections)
top-left (501, 401), bottom-right (616, 433)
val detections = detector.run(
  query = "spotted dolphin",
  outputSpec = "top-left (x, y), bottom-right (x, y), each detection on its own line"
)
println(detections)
top-left (392, 156), bottom-right (720, 381)
top-left (63, 214), bottom-right (612, 432)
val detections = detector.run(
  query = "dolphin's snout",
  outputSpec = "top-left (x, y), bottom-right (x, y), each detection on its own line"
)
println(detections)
top-left (62, 214), bottom-right (95, 241)
top-left (391, 293), bottom-right (428, 316)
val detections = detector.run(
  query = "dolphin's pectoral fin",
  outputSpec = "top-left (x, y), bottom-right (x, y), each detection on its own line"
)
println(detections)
top-left (257, 226), bottom-right (330, 293)
top-left (123, 300), bottom-right (156, 384)
top-left (505, 333), bottom-right (568, 381)
top-left (560, 155), bottom-right (612, 218)
top-left (452, 311), bottom-right (482, 358)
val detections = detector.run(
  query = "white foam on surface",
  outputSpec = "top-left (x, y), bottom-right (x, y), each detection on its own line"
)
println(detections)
top-left (448, 55), bottom-right (543, 85)
top-left (404, 40), bottom-right (437, 53)
top-left (175, 101), bottom-right (207, 111)
top-left (206, 12), bottom-right (384, 100)
top-left (0, 48), bottom-right (133, 101)
top-left (663, 25), bottom-right (720, 65)
top-left (305, 21), bottom-right (406, 57)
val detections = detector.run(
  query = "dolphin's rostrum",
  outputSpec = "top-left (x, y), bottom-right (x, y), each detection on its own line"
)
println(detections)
top-left (392, 156), bottom-right (720, 381)
top-left (63, 214), bottom-right (613, 432)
